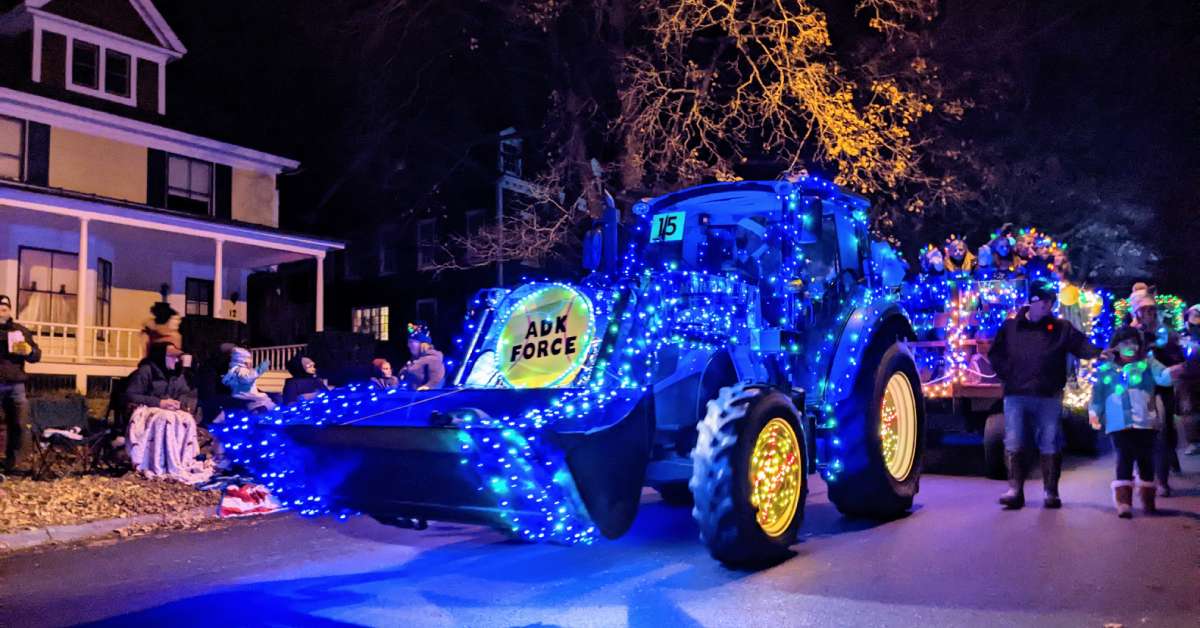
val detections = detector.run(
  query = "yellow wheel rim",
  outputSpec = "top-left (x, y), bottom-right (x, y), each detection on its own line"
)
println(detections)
top-left (881, 372), bottom-right (918, 481)
top-left (749, 417), bottom-right (804, 538)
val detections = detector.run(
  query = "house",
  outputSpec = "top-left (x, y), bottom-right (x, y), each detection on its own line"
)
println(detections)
top-left (324, 128), bottom-right (544, 364)
top-left (0, 0), bottom-right (342, 392)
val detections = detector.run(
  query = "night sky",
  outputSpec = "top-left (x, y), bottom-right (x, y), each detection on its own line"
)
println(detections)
top-left (153, 1), bottom-right (1199, 297)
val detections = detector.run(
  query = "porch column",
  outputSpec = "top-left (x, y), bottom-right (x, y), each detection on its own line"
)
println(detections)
top-left (75, 218), bottom-right (89, 392)
top-left (213, 238), bottom-right (224, 318)
top-left (315, 253), bottom-right (325, 332)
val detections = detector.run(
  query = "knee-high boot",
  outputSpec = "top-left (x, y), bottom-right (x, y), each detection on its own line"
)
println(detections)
top-left (998, 450), bottom-right (1026, 509)
top-left (1040, 453), bottom-right (1062, 508)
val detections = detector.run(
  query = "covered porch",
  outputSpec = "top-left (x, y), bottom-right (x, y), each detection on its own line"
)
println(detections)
top-left (0, 183), bottom-right (342, 391)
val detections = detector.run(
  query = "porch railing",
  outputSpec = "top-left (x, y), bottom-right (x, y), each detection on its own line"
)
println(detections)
top-left (18, 320), bottom-right (308, 371)
top-left (17, 321), bottom-right (145, 363)
top-left (251, 344), bottom-right (307, 372)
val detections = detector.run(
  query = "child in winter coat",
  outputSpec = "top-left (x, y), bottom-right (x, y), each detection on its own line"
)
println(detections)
top-left (221, 347), bottom-right (275, 411)
top-left (370, 358), bottom-right (400, 390)
top-left (1089, 327), bottom-right (1180, 517)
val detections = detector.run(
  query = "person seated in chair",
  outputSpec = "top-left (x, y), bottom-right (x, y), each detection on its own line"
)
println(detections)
top-left (281, 354), bottom-right (331, 405)
top-left (125, 342), bottom-right (197, 418)
top-left (370, 358), bottom-right (400, 390)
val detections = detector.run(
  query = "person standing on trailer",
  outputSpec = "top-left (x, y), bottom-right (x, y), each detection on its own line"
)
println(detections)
top-left (987, 277), bottom-right (1102, 509)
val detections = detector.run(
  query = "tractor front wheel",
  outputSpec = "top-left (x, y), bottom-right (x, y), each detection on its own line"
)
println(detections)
top-left (690, 384), bottom-right (808, 567)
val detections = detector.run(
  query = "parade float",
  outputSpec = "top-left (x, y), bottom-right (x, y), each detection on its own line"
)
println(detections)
top-left (901, 227), bottom-right (1115, 478)
top-left (216, 176), bottom-right (929, 566)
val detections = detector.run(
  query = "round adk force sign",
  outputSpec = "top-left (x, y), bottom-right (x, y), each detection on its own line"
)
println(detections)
top-left (496, 284), bottom-right (595, 388)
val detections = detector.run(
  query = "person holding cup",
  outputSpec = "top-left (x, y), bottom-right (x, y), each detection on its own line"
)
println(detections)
top-left (0, 294), bottom-right (41, 477)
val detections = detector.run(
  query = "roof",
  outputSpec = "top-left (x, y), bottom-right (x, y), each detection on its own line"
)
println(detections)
top-left (3, 0), bottom-right (185, 58)
top-left (0, 179), bottom-right (343, 255)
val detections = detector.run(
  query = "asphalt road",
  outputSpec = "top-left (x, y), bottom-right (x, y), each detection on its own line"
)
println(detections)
top-left (1, 452), bottom-right (1198, 628)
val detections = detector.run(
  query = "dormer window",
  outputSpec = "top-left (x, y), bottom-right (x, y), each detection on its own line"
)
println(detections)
top-left (104, 51), bottom-right (131, 98)
top-left (70, 40), bottom-right (99, 89)
top-left (63, 37), bottom-right (137, 106)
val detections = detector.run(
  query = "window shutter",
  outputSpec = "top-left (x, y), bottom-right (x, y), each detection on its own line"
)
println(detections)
top-left (146, 149), bottom-right (167, 207)
top-left (214, 164), bottom-right (232, 220)
top-left (25, 122), bottom-right (50, 186)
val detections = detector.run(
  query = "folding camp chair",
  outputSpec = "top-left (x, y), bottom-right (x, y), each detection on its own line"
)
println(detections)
top-left (28, 395), bottom-right (110, 480)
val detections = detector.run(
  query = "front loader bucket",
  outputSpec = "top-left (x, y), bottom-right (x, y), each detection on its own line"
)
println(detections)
top-left (217, 386), bottom-right (653, 543)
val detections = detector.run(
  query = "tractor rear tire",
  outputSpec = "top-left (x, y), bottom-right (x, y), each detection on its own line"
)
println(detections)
top-left (690, 384), bottom-right (808, 567)
top-left (983, 413), bottom-right (1007, 480)
top-left (827, 343), bottom-right (926, 519)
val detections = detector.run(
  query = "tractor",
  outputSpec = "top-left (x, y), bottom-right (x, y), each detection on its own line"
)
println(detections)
top-left (217, 177), bottom-right (927, 566)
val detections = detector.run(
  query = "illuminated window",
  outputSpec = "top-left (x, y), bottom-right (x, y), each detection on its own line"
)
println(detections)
top-left (352, 306), bottom-right (389, 341)
top-left (17, 247), bottom-right (78, 324)
top-left (0, 115), bottom-right (23, 181)
top-left (167, 155), bottom-right (213, 215)
top-left (185, 278), bottom-right (213, 317)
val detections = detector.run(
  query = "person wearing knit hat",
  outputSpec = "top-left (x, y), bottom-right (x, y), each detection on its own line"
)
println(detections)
top-left (221, 346), bottom-right (274, 411)
top-left (1123, 284), bottom-right (1187, 495)
top-left (0, 294), bottom-right (40, 476)
top-left (370, 358), bottom-right (400, 390)
top-left (988, 276), bottom-right (1102, 509)
top-left (402, 322), bottom-right (444, 390)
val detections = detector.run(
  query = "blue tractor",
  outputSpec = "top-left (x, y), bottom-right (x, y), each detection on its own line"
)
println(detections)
top-left (218, 177), bottom-right (927, 566)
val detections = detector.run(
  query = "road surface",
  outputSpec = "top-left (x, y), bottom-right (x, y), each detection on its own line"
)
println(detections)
top-left (2, 452), bottom-right (1198, 627)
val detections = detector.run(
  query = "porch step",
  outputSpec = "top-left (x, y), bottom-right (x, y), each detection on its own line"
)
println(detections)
top-left (258, 370), bottom-right (289, 394)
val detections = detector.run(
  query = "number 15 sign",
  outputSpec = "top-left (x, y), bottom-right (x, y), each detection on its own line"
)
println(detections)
top-left (650, 211), bottom-right (686, 243)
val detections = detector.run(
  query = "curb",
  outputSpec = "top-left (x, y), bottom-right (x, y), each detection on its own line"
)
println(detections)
top-left (0, 505), bottom-right (218, 552)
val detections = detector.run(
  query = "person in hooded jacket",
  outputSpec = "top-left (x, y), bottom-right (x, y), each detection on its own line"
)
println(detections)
top-left (402, 322), bottom-right (444, 390)
top-left (125, 342), bottom-right (197, 417)
top-left (281, 354), bottom-right (330, 405)
top-left (0, 294), bottom-right (40, 476)
top-left (988, 277), bottom-right (1102, 509)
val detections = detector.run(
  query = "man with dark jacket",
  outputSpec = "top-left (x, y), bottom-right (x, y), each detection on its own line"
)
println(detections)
top-left (988, 278), bottom-right (1101, 509)
top-left (0, 294), bottom-right (41, 475)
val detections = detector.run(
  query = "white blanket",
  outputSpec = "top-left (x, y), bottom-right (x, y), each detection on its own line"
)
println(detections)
top-left (126, 406), bottom-right (214, 484)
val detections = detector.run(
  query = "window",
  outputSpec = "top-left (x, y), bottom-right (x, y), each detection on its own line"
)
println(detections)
top-left (499, 135), bottom-right (522, 177)
top-left (95, 258), bottom-right (112, 327)
top-left (352, 306), bottom-right (389, 341)
top-left (417, 219), bottom-right (437, 270)
top-left (185, 278), bottom-right (214, 317)
top-left (17, 247), bottom-right (78, 324)
top-left (63, 36), bottom-right (138, 105)
top-left (379, 226), bottom-right (399, 275)
top-left (415, 298), bottom-right (438, 325)
top-left (0, 115), bottom-right (23, 181)
top-left (71, 40), bottom-right (99, 89)
top-left (104, 50), bottom-right (131, 97)
top-left (167, 155), bottom-right (213, 215)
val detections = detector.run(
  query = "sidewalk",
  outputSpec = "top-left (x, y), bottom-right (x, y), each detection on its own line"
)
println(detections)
top-left (0, 474), bottom-right (223, 552)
